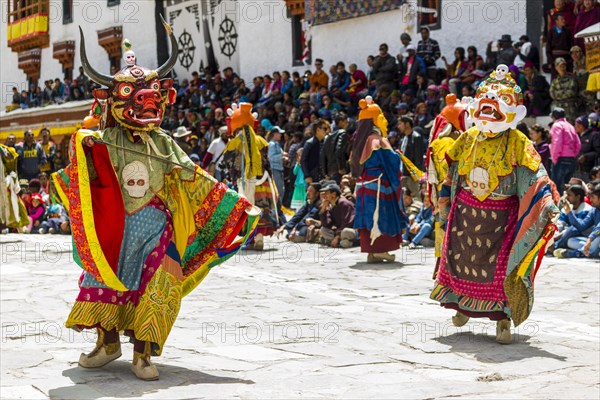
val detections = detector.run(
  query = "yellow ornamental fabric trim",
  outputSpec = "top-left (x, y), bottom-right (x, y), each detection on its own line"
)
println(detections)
top-left (430, 136), bottom-right (455, 190)
top-left (74, 129), bottom-right (128, 292)
top-left (133, 266), bottom-right (182, 355)
top-left (66, 301), bottom-right (136, 331)
top-left (165, 172), bottom-right (197, 258)
top-left (159, 167), bottom-right (214, 258)
top-left (0, 144), bottom-right (19, 159)
top-left (180, 212), bottom-right (259, 297)
top-left (51, 172), bottom-right (69, 213)
top-left (449, 128), bottom-right (541, 201)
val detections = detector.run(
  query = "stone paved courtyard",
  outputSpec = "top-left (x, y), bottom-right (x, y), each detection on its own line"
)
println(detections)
top-left (1, 234), bottom-right (599, 399)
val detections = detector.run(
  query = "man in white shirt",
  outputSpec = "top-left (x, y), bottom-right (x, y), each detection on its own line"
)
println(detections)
top-left (202, 126), bottom-right (228, 180)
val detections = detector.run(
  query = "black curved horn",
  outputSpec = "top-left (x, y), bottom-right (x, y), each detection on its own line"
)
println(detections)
top-left (156, 14), bottom-right (179, 79)
top-left (79, 26), bottom-right (113, 87)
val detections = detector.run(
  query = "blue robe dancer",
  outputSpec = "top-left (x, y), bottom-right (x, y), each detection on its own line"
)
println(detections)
top-left (352, 97), bottom-right (408, 263)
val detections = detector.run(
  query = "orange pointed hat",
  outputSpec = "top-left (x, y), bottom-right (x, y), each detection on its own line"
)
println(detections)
top-left (227, 102), bottom-right (258, 135)
top-left (439, 93), bottom-right (467, 132)
top-left (358, 96), bottom-right (388, 137)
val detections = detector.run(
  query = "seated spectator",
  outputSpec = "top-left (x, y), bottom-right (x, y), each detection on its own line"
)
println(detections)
top-left (19, 90), bottom-right (30, 109)
top-left (523, 61), bottom-right (552, 116)
top-left (459, 45), bottom-right (486, 85)
top-left (443, 47), bottom-right (469, 95)
top-left (387, 131), bottom-right (400, 151)
top-left (28, 178), bottom-right (48, 205)
top-left (24, 193), bottom-right (45, 234)
top-left (399, 44), bottom-right (425, 93)
top-left (554, 184), bottom-right (592, 249)
top-left (52, 78), bottom-right (65, 102)
top-left (340, 175), bottom-right (356, 204)
top-left (554, 184), bottom-right (600, 258)
top-left (280, 71), bottom-right (293, 95)
top-left (437, 84), bottom-right (450, 112)
top-left (424, 85), bottom-right (440, 114)
top-left (546, 13), bottom-right (573, 76)
top-left (414, 102), bottom-right (433, 130)
top-left (547, 0), bottom-right (576, 35)
top-left (550, 58), bottom-right (579, 122)
top-left (414, 73), bottom-right (431, 103)
top-left (332, 62), bottom-right (351, 92)
top-left (403, 187), bottom-right (423, 225)
top-left (319, 183), bottom-right (357, 248)
top-left (576, 115), bottom-right (600, 181)
top-left (508, 64), bottom-right (527, 90)
top-left (257, 75), bottom-right (274, 107)
top-left (189, 153), bottom-right (201, 165)
top-left (38, 172), bottom-right (50, 198)
top-left (319, 95), bottom-right (341, 116)
top-left (514, 35), bottom-right (540, 70)
top-left (330, 86), bottom-right (352, 115)
top-left (574, 0), bottom-right (600, 52)
top-left (461, 84), bottom-right (475, 99)
top-left (38, 203), bottom-right (69, 234)
top-left (591, 166), bottom-right (600, 182)
top-left (310, 59), bottom-right (329, 93)
top-left (401, 89), bottom-right (418, 112)
top-left (529, 124), bottom-right (553, 173)
top-left (496, 34), bottom-right (517, 66)
top-left (403, 191), bottom-right (434, 249)
top-left (277, 182), bottom-right (321, 242)
top-left (570, 45), bottom-right (594, 111)
top-left (347, 63), bottom-right (367, 100)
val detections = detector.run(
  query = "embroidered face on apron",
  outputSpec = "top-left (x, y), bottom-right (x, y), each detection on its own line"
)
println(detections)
top-left (468, 167), bottom-right (490, 197)
top-left (122, 161), bottom-right (150, 198)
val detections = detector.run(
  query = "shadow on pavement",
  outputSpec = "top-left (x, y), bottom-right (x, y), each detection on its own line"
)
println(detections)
top-left (433, 332), bottom-right (567, 363)
top-left (48, 361), bottom-right (254, 399)
top-left (349, 261), bottom-right (406, 271)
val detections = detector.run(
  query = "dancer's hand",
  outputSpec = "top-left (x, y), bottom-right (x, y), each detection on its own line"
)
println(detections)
top-left (82, 137), bottom-right (95, 147)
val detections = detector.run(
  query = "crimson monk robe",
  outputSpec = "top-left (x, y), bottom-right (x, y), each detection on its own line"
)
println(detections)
top-left (430, 65), bottom-right (560, 344)
top-left (53, 18), bottom-right (259, 380)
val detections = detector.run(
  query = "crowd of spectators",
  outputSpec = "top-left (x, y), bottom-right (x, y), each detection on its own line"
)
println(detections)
top-left (0, 128), bottom-right (70, 235)
top-left (2, 0), bottom-right (600, 257)
top-left (6, 66), bottom-right (96, 112)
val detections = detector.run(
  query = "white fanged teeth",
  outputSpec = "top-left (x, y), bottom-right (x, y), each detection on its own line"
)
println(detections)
top-left (481, 104), bottom-right (497, 114)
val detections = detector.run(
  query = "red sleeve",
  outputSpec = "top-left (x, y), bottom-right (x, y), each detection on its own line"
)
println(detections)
top-left (202, 152), bottom-right (213, 168)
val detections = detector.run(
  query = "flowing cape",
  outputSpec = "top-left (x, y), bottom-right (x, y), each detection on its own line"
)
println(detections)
top-left (54, 129), bottom-right (259, 297)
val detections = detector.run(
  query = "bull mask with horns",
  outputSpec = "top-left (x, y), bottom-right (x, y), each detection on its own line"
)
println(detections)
top-left (79, 15), bottom-right (178, 132)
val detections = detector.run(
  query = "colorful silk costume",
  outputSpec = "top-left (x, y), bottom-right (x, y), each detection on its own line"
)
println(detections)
top-left (56, 21), bottom-right (258, 357)
top-left (426, 94), bottom-right (467, 259)
top-left (223, 103), bottom-right (279, 237)
top-left (430, 66), bottom-right (559, 327)
top-left (352, 97), bottom-right (408, 253)
top-left (0, 144), bottom-right (29, 229)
